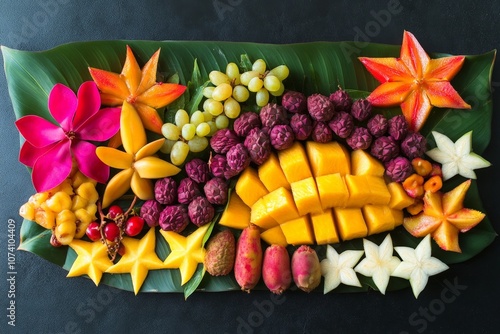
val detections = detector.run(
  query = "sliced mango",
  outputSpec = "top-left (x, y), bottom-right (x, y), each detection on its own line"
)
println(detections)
top-left (344, 175), bottom-right (371, 207)
top-left (250, 198), bottom-right (278, 230)
top-left (362, 205), bottom-right (395, 235)
top-left (261, 225), bottom-right (288, 247)
top-left (387, 182), bottom-right (414, 210)
top-left (219, 192), bottom-right (251, 230)
top-left (365, 175), bottom-right (391, 205)
top-left (278, 142), bottom-right (312, 183)
top-left (315, 173), bottom-right (349, 209)
top-left (351, 149), bottom-right (385, 176)
top-left (306, 141), bottom-right (351, 177)
top-left (263, 187), bottom-right (300, 224)
top-left (258, 153), bottom-right (290, 191)
top-left (290, 177), bottom-right (323, 216)
top-left (280, 216), bottom-right (314, 245)
top-left (333, 207), bottom-right (367, 241)
top-left (236, 167), bottom-right (269, 207)
top-left (310, 209), bottom-right (339, 245)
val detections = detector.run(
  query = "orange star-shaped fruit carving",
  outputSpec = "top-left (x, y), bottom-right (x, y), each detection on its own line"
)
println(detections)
top-left (403, 179), bottom-right (485, 253)
top-left (359, 31), bottom-right (471, 131)
top-left (89, 45), bottom-right (186, 134)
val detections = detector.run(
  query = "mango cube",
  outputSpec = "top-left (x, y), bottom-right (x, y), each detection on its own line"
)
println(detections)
top-left (391, 208), bottom-right (404, 227)
top-left (306, 141), bottom-right (351, 177)
top-left (344, 175), bottom-right (371, 207)
top-left (333, 207), bottom-right (367, 241)
top-left (258, 153), bottom-right (290, 192)
top-left (219, 193), bottom-right (251, 230)
top-left (351, 149), bottom-right (385, 177)
top-left (315, 173), bottom-right (349, 209)
top-left (365, 175), bottom-right (391, 205)
top-left (278, 142), bottom-right (312, 183)
top-left (250, 198), bottom-right (278, 230)
top-left (235, 167), bottom-right (269, 207)
top-left (280, 216), bottom-right (314, 245)
top-left (310, 210), bottom-right (339, 244)
top-left (263, 187), bottom-right (300, 224)
top-left (261, 225), bottom-right (288, 247)
top-left (387, 182), bottom-right (415, 210)
top-left (362, 205), bottom-right (395, 235)
top-left (291, 177), bottom-right (323, 216)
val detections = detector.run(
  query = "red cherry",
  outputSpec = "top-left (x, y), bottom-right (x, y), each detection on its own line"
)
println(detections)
top-left (86, 222), bottom-right (101, 241)
top-left (125, 216), bottom-right (145, 237)
top-left (108, 205), bottom-right (123, 219)
top-left (104, 222), bottom-right (120, 241)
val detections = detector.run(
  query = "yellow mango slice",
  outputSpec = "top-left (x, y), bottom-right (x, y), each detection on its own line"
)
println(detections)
top-left (235, 167), bottom-right (269, 207)
top-left (351, 149), bottom-right (385, 176)
top-left (291, 177), bottom-right (323, 216)
top-left (258, 153), bottom-right (290, 192)
top-left (333, 207), bottom-right (367, 241)
top-left (306, 141), bottom-right (351, 177)
top-left (310, 210), bottom-right (340, 245)
top-left (391, 208), bottom-right (404, 227)
top-left (387, 182), bottom-right (415, 210)
top-left (365, 175), bottom-right (391, 205)
top-left (344, 175), bottom-right (371, 207)
top-left (263, 187), bottom-right (300, 224)
top-left (315, 173), bottom-right (349, 209)
top-left (260, 225), bottom-right (288, 247)
top-left (250, 198), bottom-right (278, 230)
top-left (278, 142), bottom-right (312, 183)
top-left (362, 205), bottom-right (395, 235)
top-left (219, 193), bottom-right (251, 230)
top-left (280, 216), bottom-right (314, 245)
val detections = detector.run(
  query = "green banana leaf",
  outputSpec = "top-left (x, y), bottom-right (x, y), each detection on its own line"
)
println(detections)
top-left (2, 40), bottom-right (496, 295)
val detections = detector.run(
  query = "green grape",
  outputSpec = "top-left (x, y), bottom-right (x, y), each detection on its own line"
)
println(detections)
top-left (248, 77), bottom-right (264, 93)
top-left (170, 141), bottom-right (190, 166)
top-left (256, 88), bottom-right (270, 107)
top-left (181, 123), bottom-right (196, 141)
top-left (188, 135), bottom-right (209, 153)
top-left (269, 82), bottom-right (285, 96)
top-left (232, 85), bottom-right (250, 102)
top-left (212, 83), bottom-right (233, 102)
top-left (203, 110), bottom-right (213, 122)
top-left (240, 70), bottom-right (260, 86)
top-left (268, 65), bottom-right (289, 81)
top-left (161, 122), bottom-right (180, 141)
top-left (252, 59), bottom-right (267, 74)
top-left (204, 98), bottom-right (224, 116)
top-left (190, 110), bottom-right (205, 127)
top-left (215, 115), bottom-right (229, 129)
top-left (160, 139), bottom-right (177, 154)
top-left (209, 70), bottom-right (230, 86)
top-left (196, 122), bottom-right (211, 137)
top-left (226, 62), bottom-right (240, 82)
top-left (175, 109), bottom-right (190, 128)
top-left (203, 86), bottom-right (215, 99)
top-left (224, 97), bottom-right (241, 119)
top-left (263, 75), bottom-right (281, 92)
top-left (207, 121), bottom-right (218, 136)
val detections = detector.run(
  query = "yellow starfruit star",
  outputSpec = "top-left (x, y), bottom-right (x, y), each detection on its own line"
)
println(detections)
top-left (89, 45), bottom-right (186, 135)
top-left (160, 223), bottom-right (211, 286)
top-left (106, 227), bottom-right (165, 295)
top-left (403, 179), bottom-right (485, 252)
top-left (96, 101), bottom-right (181, 207)
top-left (67, 239), bottom-right (114, 286)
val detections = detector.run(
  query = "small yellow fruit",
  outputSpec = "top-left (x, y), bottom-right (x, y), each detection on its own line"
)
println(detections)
top-left (34, 208), bottom-right (56, 230)
top-left (71, 195), bottom-right (88, 211)
top-left (56, 209), bottom-right (77, 226)
top-left (19, 202), bottom-right (36, 220)
top-left (45, 192), bottom-right (72, 213)
top-left (76, 182), bottom-right (99, 203)
top-left (55, 221), bottom-right (76, 245)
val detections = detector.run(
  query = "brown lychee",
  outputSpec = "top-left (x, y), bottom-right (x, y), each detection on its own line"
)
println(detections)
top-left (204, 229), bottom-right (236, 276)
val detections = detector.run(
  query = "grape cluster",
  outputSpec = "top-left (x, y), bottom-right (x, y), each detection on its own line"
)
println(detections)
top-left (19, 171), bottom-right (99, 246)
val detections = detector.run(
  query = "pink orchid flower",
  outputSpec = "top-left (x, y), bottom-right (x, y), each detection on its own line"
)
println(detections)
top-left (15, 81), bottom-right (121, 192)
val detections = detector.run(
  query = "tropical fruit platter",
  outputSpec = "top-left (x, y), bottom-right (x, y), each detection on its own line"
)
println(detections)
top-left (3, 31), bottom-right (496, 298)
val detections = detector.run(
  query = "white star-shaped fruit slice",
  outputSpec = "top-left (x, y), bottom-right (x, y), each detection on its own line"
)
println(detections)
top-left (67, 239), bottom-right (114, 286)
top-left (320, 245), bottom-right (364, 294)
top-left (426, 131), bottom-right (491, 181)
top-left (106, 227), bottom-right (165, 294)
top-left (392, 235), bottom-right (449, 298)
top-left (354, 235), bottom-right (401, 295)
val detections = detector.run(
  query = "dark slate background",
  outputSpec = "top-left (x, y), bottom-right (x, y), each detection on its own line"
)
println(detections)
top-left (1, 0), bottom-right (500, 333)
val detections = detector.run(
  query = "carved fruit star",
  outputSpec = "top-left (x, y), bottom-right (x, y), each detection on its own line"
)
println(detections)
top-left (392, 235), bottom-right (449, 298)
top-left (160, 223), bottom-right (212, 286)
top-left (96, 101), bottom-right (180, 207)
top-left (67, 239), bottom-right (114, 286)
top-left (106, 228), bottom-right (165, 295)
top-left (426, 131), bottom-right (491, 181)
top-left (89, 45), bottom-right (186, 134)
top-left (320, 245), bottom-right (364, 294)
top-left (403, 179), bottom-right (485, 253)
top-left (354, 235), bottom-right (401, 295)
top-left (359, 30), bottom-right (470, 131)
